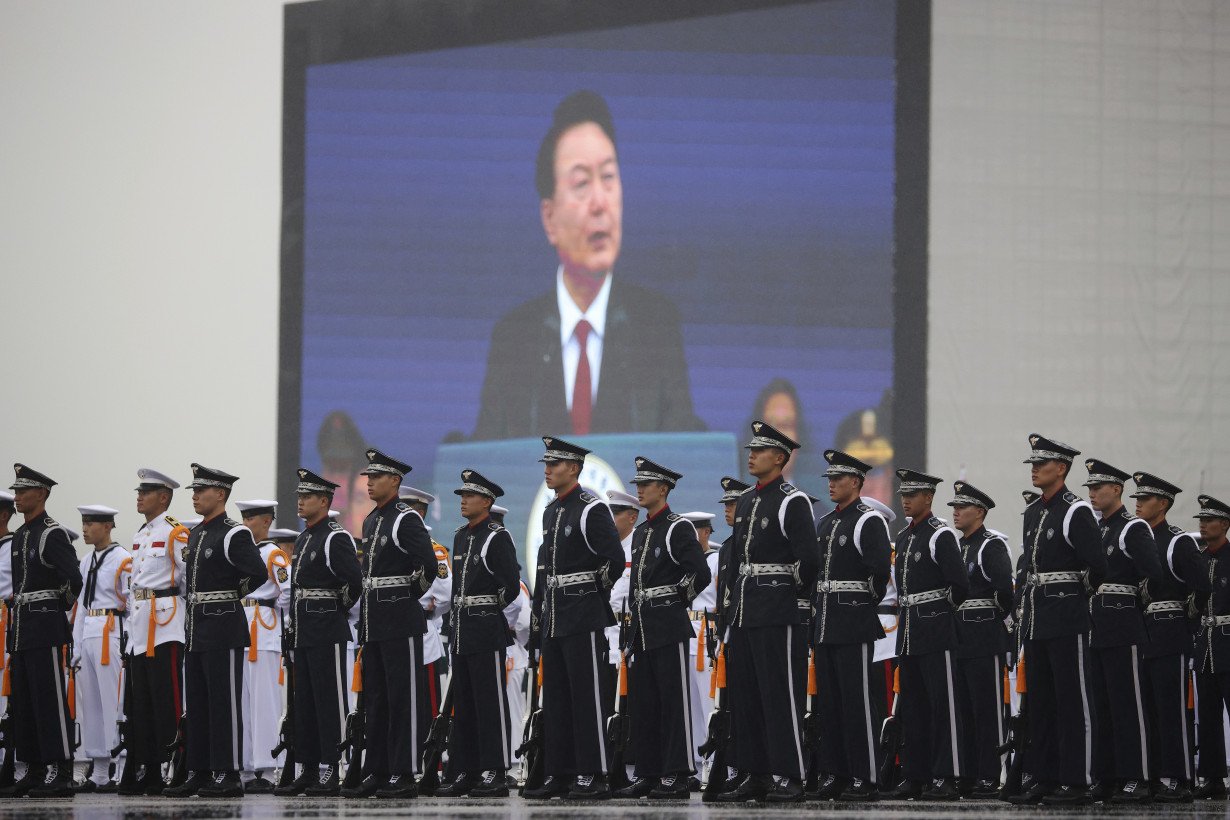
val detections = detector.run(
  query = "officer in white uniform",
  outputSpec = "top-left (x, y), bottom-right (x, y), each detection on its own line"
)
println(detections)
top-left (682, 510), bottom-right (720, 783)
top-left (399, 486), bottom-right (452, 726)
top-left (864, 496), bottom-right (900, 712)
top-left (604, 490), bottom-right (640, 668)
top-left (234, 500), bottom-right (292, 793)
top-left (121, 468), bottom-right (189, 796)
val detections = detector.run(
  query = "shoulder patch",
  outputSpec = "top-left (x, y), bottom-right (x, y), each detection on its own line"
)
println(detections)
top-left (1062, 491), bottom-right (1078, 504)
top-left (396, 501), bottom-right (411, 512)
top-left (223, 517), bottom-right (241, 528)
top-left (578, 490), bottom-right (598, 504)
top-left (44, 517), bottom-right (58, 527)
top-left (437, 562), bottom-right (449, 579)
top-left (927, 516), bottom-right (941, 527)
top-left (276, 566), bottom-right (289, 583)
top-left (1123, 511), bottom-right (1136, 520)
top-left (328, 521), bottom-right (343, 531)
top-left (857, 503), bottom-right (872, 513)
top-left (667, 513), bottom-right (681, 522)
top-left (489, 522), bottom-right (504, 531)
top-left (164, 515), bottom-right (181, 527)
top-left (1169, 524), bottom-right (1184, 535)
top-left (781, 483), bottom-right (797, 494)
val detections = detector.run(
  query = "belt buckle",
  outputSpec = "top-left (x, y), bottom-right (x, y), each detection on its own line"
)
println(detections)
top-left (818, 581), bottom-right (830, 593)
top-left (547, 576), bottom-right (559, 589)
top-left (1204, 616), bottom-right (1215, 627)
top-left (1027, 573), bottom-right (1039, 586)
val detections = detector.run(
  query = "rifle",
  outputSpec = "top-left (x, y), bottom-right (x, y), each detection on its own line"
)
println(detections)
top-left (338, 648), bottom-right (366, 791)
top-left (605, 602), bottom-right (631, 790)
top-left (111, 613), bottom-right (136, 789)
top-left (0, 601), bottom-right (14, 787)
top-left (877, 663), bottom-right (902, 788)
top-left (165, 712), bottom-right (187, 786)
top-left (699, 641), bottom-right (732, 802)
top-left (802, 647), bottom-right (821, 791)
top-left (418, 669), bottom-right (454, 795)
top-left (997, 656), bottom-right (1029, 800)
top-left (271, 611), bottom-right (297, 787)
top-left (516, 651), bottom-right (544, 795)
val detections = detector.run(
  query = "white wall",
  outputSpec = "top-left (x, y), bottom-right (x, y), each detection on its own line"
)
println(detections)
top-left (929, 0), bottom-right (1230, 527)
top-left (0, 1), bottom-right (286, 542)
top-left (2, 0), bottom-right (1226, 552)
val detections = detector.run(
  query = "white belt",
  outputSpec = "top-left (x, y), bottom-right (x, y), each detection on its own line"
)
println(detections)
top-left (816, 580), bottom-right (871, 594)
top-left (14, 590), bottom-right (61, 605)
top-left (188, 590), bottom-right (239, 604)
top-left (634, 585), bottom-right (677, 603)
top-left (738, 562), bottom-right (797, 577)
top-left (957, 598), bottom-right (997, 610)
top-left (900, 588), bottom-right (948, 607)
top-left (296, 588), bottom-right (340, 601)
top-left (1096, 583), bottom-right (1138, 596)
top-left (546, 571), bottom-right (596, 589)
top-left (1146, 601), bottom-right (1184, 614)
top-left (1202, 614), bottom-right (1230, 627)
top-left (363, 572), bottom-right (421, 590)
top-left (1026, 571), bottom-right (1082, 585)
top-left (454, 594), bottom-right (500, 608)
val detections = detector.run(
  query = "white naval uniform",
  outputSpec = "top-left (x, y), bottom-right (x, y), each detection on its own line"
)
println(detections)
top-left (241, 541), bottom-right (290, 778)
top-left (70, 543), bottom-right (132, 785)
top-left (688, 549), bottom-right (721, 769)
top-left (421, 542), bottom-right (452, 713)
top-left (604, 532), bottom-right (634, 665)
top-left (504, 582), bottom-right (532, 760)
top-left (127, 515), bottom-right (188, 656)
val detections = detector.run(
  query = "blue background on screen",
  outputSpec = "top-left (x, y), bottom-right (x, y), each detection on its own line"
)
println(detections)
top-left (299, 1), bottom-right (896, 502)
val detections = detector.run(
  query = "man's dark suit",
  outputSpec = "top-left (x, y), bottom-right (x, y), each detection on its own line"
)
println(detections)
top-left (472, 278), bottom-right (703, 440)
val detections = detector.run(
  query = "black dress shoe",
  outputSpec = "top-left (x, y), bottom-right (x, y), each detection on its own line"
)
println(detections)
top-left (1089, 780), bottom-right (1112, 802)
top-left (304, 765), bottom-right (341, 797)
top-left (197, 770), bottom-right (244, 798)
top-left (245, 775), bottom-right (275, 794)
top-left (96, 781), bottom-right (118, 793)
top-left (765, 776), bottom-right (804, 803)
top-left (837, 777), bottom-right (879, 801)
top-left (376, 772), bottom-right (418, 799)
top-left (1004, 779), bottom-right (1052, 804)
top-left (164, 770), bottom-right (209, 797)
top-left (613, 777), bottom-right (653, 798)
top-left (469, 770), bottom-right (509, 798)
top-left (341, 773), bottom-right (387, 798)
top-left (28, 762), bottom-right (74, 799)
top-left (274, 768), bottom-right (315, 796)
top-left (142, 768), bottom-right (166, 796)
top-left (1041, 784), bottom-right (1090, 805)
top-left (967, 779), bottom-right (999, 799)
top-left (0, 765), bottom-right (45, 798)
top-left (715, 773), bottom-right (769, 802)
top-left (1196, 778), bottom-right (1228, 800)
top-left (75, 779), bottom-right (99, 793)
top-left (116, 771), bottom-right (145, 797)
top-left (687, 775), bottom-right (701, 791)
top-left (649, 773), bottom-right (690, 800)
top-left (886, 779), bottom-right (923, 800)
top-left (1111, 779), bottom-right (1150, 803)
top-left (523, 774), bottom-right (569, 798)
top-left (1154, 779), bottom-right (1193, 803)
top-left (920, 777), bottom-right (959, 801)
top-left (567, 772), bottom-right (610, 800)
top-left (436, 771), bottom-right (473, 797)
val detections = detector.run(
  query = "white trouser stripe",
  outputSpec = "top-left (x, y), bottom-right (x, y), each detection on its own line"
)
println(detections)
top-left (334, 643), bottom-right (347, 748)
top-left (496, 651), bottom-right (510, 769)
top-left (944, 649), bottom-right (960, 776)
top-left (589, 631), bottom-right (608, 771)
top-left (230, 649), bottom-right (241, 770)
top-left (1076, 634), bottom-right (1092, 785)
top-left (1178, 654), bottom-right (1191, 780)
top-left (784, 625), bottom-right (804, 776)
top-left (678, 641), bottom-right (693, 774)
top-left (53, 647), bottom-right (71, 759)
top-left (1129, 645), bottom-right (1148, 779)
top-left (993, 656), bottom-right (1004, 755)
top-left (862, 643), bottom-right (876, 783)
top-left (408, 638), bottom-right (418, 773)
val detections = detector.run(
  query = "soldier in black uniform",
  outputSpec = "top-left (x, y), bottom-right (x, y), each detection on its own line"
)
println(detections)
top-left (888, 469), bottom-right (969, 801)
top-left (0, 465), bottom-right (83, 798)
top-left (808, 449), bottom-right (891, 802)
top-left (274, 469), bottom-right (362, 796)
top-left (947, 481), bottom-right (1014, 799)
top-left (1192, 495), bottom-right (1230, 799)
top-left (435, 469), bottom-right (522, 799)
top-left (1081, 460), bottom-right (1161, 802)
top-left (614, 458), bottom-right (711, 799)
top-left (716, 421), bottom-right (818, 804)
top-left (1131, 470), bottom-right (1207, 801)
top-left (713, 477), bottom-right (748, 639)
top-left (165, 464), bottom-right (269, 798)
top-left (1010, 435), bottom-right (1107, 806)
top-left (523, 437), bottom-right (625, 800)
top-left (343, 449), bottom-right (436, 799)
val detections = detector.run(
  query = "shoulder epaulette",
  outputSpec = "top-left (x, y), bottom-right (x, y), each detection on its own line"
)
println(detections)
top-left (1169, 524), bottom-right (1185, 536)
top-left (396, 501), bottom-right (411, 513)
top-left (578, 490), bottom-right (598, 504)
top-left (857, 503), bottom-right (872, 513)
top-left (328, 521), bottom-right (343, 532)
top-left (489, 522), bottom-right (504, 531)
top-left (164, 515), bottom-right (181, 527)
top-left (454, 524), bottom-right (466, 533)
top-left (44, 517), bottom-right (58, 527)
top-left (781, 483), bottom-right (797, 494)
top-left (1123, 511), bottom-right (1137, 520)
top-left (1062, 491), bottom-right (1079, 504)
top-left (224, 517), bottom-right (241, 528)
top-left (667, 513), bottom-right (681, 522)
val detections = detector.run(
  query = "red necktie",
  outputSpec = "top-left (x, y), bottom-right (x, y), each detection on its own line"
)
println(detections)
top-left (571, 319), bottom-right (593, 435)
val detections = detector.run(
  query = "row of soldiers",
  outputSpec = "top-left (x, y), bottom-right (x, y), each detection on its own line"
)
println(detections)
top-left (2, 425), bottom-right (1229, 805)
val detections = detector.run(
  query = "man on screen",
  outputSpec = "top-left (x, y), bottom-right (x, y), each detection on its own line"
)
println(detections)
top-left (472, 90), bottom-right (703, 440)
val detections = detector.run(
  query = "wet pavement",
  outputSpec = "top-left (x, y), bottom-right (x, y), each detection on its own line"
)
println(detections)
top-left (3, 796), bottom-right (1230, 819)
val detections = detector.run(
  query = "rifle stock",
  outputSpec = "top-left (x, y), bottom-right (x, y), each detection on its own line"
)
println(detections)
top-left (418, 671), bottom-right (453, 795)
top-left (273, 610), bottom-right (297, 787)
top-left (700, 644), bottom-right (731, 803)
top-left (605, 603), bottom-right (630, 790)
top-left (517, 653), bottom-right (544, 795)
top-left (877, 664), bottom-right (902, 788)
top-left (338, 647), bottom-right (366, 791)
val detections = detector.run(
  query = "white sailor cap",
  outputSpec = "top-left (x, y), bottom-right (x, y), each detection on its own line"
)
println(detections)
top-left (0, 490), bottom-right (13, 506)
top-left (861, 496), bottom-right (897, 524)
top-left (606, 489), bottom-right (638, 509)
top-left (681, 511), bottom-right (715, 529)
top-left (328, 510), bottom-right (341, 520)
top-left (65, 527), bottom-right (80, 542)
top-left (236, 499), bottom-right (278, 517)
top-left (491, 504), bottom-right (509, 518)
top-left (77, 504), bottom-right (119, 523)
top-left (268, 527), bottom-right (300, 541)
top-left (399, 485), bottom-right (436, 505)
top-left (181, 516), bottom-right (203, 528)
top-left (135, 467), bottom-right (180, 491)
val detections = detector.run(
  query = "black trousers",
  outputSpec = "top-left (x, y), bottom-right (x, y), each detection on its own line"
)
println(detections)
top-left (814, 642), bottom-right (884, 783)
top-left (728, 624), bottom-right (805, 779)
top-left (1141, 652), bottom-right (1192, 781)
top-left (955, 653), bottom-right (1007, 782)
top-left (449, 648), bottom-right (511, 773)
top-left (293, 642), bottom-right (349, 768)
top-left (9, 646), bottom-right (73, 766)
top-left (362, 635), bottom-right (424, 777)
top-left (628, 640), bottom-right (694, 779)
top-left (1025, 633), bottom-right (1094, 787)
top-left (1089, 643), bottom-right (1149, 782)
top-left (1196, 669), bottom-right (1230, 779)
top-left (127, 641), bottom-right (183, 774)
top-left (542, 629), bottom-right (611, 777)
top-left (185, 648), bottom-right (244, 773)
top-left (898, 649), bottom-right (965, 782)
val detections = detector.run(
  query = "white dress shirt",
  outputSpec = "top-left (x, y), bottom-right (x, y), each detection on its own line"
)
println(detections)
top-left (556, 266), bottom-right (612, 410)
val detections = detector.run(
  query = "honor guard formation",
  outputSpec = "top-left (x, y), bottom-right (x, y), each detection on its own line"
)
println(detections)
top-left (3, 427), bottom-right (1230, 806)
